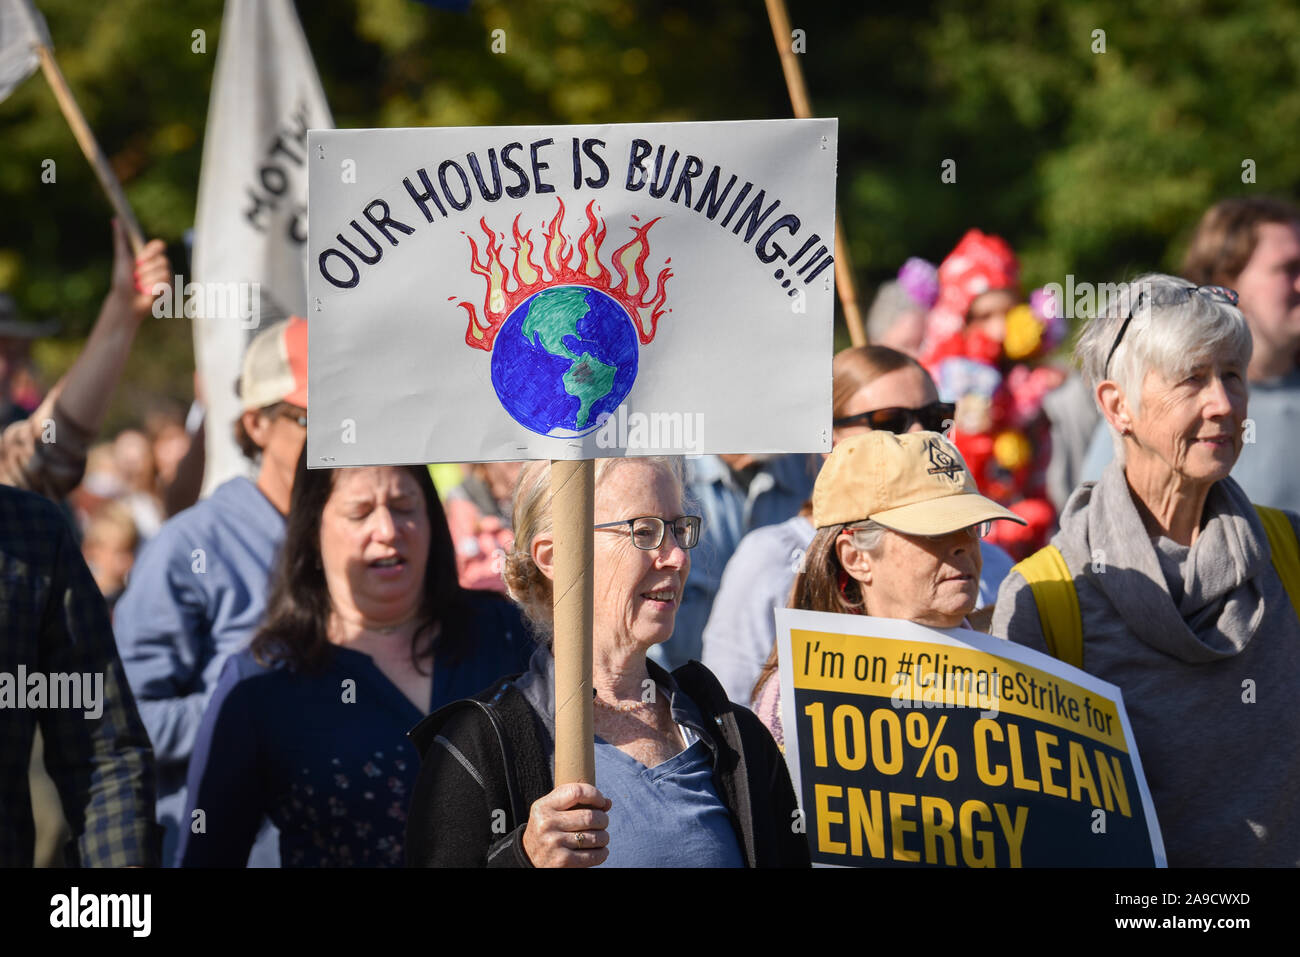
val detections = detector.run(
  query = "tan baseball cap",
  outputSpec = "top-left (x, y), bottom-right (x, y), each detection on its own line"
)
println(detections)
top-left (239, 316), bottom-right (308, 411)
top-left (812, 430), bottom-right (1026, 534)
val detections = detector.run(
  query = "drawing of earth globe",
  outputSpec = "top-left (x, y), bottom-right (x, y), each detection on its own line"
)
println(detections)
top-left (490, 286), bottom-right (639, 437)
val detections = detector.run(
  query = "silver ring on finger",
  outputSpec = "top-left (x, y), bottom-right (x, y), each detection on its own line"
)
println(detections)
top-left (575, 831), bottom-right (585, 848)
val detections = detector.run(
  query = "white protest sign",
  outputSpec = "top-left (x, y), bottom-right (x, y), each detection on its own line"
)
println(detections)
top-left (0, 0), bottom-right (49, 105)
top-left (775, 608), bottom-right (1166, 867)
top-left (191, 0), bottom-right (333, 495)
top-left (306, 119), bottom-right (836, 465)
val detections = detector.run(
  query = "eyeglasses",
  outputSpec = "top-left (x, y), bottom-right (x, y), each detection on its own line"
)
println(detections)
top-left (1103, 284), bottom-right (1239, 379)
top-left (593, 515), bottom-right (703, 550)
top-left (275, 406), bottom-right (308, 428)
top-left (832, 401), bottom-right (956, 435)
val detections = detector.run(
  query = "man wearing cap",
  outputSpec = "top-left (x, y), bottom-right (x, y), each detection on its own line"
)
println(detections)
top-left (113, 316), bottom-right (308, 867)
top-left (0, 222), bottom-right (170, 499)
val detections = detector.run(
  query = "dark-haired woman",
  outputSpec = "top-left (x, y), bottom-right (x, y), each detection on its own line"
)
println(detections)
top-left (177, 460), bottom-right (534, 866)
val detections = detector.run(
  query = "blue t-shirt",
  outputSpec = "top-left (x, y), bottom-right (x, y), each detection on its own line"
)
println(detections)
top-left (596, 731), bottom-right (744, 868)
top-left (514, 646), bottom-right (745, 867)
top-left (177, 593), bottom-right (536, 867)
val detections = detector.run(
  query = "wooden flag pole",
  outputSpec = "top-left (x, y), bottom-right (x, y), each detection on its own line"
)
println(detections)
top-left (33, 44), bottom-right (145, 254)
top-left (550, 458), bottom-right (596, 785)
top-left (763, 0), bottom-right (866, 346)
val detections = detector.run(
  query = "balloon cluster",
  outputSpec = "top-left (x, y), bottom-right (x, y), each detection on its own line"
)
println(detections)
top-left (919, 231), bottom-right (1066, 560)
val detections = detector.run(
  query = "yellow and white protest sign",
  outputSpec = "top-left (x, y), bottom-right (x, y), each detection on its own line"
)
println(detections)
top-left (776, 609), bottom-right (1166, 867)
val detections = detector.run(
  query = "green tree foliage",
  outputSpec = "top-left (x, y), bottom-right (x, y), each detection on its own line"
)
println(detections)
top-left (2, 0), bottom-right (1300, 425)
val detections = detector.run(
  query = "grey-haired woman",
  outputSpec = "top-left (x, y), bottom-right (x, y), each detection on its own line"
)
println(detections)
top-left (991, 273), bottom-right (1300, 866)
top-left (405, 456), bottom-right (809, 868)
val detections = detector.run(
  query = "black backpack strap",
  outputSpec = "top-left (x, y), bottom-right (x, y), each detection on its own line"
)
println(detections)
top-left (472, 688), bottom-right (527, 832)
top-left (408, 679), bottom-right (528, 831)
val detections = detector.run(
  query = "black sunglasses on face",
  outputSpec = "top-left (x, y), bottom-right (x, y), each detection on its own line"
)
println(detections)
top-left (832, 401), bottom-right (956, 435)
top-left (1104, 284), bottom-right (1240, 379)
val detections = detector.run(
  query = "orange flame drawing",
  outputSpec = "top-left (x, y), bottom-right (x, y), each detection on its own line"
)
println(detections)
top-left (455, 198), bottom-right (673, 352)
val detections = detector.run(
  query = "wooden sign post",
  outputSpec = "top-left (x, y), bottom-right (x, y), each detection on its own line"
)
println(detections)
top-left (549, 459), bottom-right (596, 784)
top-left (764, 0), bottom-right (864, 346)
top-left (10, 0), bottom-right (145, 252)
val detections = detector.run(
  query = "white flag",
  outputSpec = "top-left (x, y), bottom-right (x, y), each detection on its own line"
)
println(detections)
top-left (0, 0), bottom-right (49, 103)
top-left (191, 0), bottom-right (332, 496)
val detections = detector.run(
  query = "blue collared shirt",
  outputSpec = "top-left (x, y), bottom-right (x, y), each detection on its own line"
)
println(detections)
top-left (113, 476), bottom-right (286, 866)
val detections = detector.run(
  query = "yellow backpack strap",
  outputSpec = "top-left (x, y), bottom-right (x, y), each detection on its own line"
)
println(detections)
top-left (1254, 505), bottom-right (1300, 624)
top-left (1011, 545), bottom-right (1083, 669)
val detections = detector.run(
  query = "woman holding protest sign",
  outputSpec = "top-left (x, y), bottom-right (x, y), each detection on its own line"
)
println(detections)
top-left (702, 344), bottom-right (1016, 707)
top-left (404, 456), bottom-right (809, 867)
top-left (992, 274), bottom-right (1300, 866)
top-left (750, 430), bottom-right (1026, 746)
top-left (177, 455), bottom-right (533, 867)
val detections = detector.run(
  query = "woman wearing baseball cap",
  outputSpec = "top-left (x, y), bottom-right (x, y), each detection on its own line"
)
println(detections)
top-left (751, 429), bottom-right (1025, 746)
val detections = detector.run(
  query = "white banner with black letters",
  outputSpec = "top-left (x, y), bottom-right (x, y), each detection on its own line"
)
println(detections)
top-left (306, 119), bottom-right (837, 465)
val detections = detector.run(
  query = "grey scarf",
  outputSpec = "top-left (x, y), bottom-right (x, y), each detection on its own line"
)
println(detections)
top-left (1079, 461), bottom-right (1271, 662)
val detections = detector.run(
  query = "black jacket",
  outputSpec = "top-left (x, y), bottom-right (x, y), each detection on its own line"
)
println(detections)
top-left (405, 656), bottom-right (810, 868)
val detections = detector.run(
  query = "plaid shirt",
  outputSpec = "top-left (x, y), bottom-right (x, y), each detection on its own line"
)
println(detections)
top-left (0, 485), bottom-right (159, 866)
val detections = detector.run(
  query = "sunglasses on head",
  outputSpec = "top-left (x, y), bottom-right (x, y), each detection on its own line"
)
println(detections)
top-left (832, 401), bottom-right (956, 435)
top-left (1104, 284), bottom-right (1239, 379)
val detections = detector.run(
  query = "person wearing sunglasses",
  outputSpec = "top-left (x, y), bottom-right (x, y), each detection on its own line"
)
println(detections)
top-left (405, 456), bottom-right (808, 868)
top-left (750, 429), bottom-right (1026, 747)
top-left (994, 272), bottom-right (1300, 866)
top-left (700, 345), bottom-right (1016, 708)
top-left (831, 399), bottom-right (955, 435)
